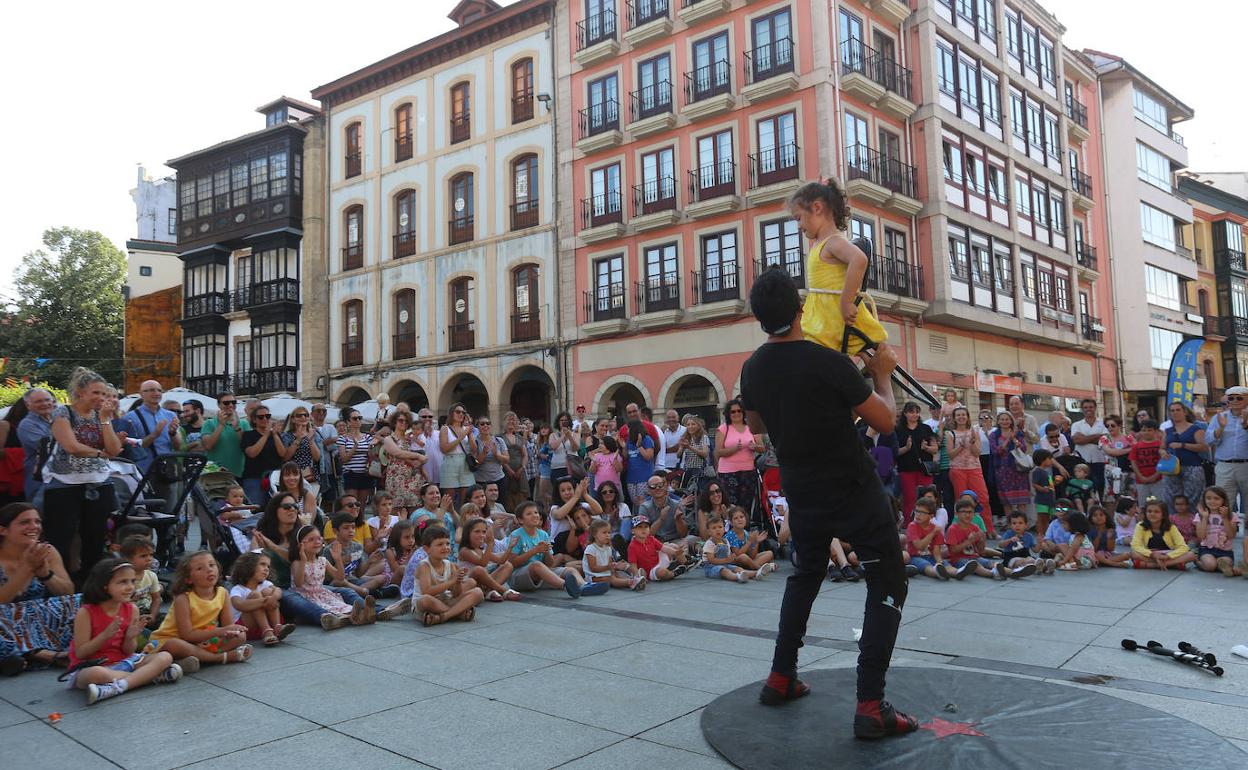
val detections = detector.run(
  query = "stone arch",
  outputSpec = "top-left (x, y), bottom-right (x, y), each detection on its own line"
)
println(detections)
top-left (590, 375), bottom-right (652, 422)
top-left (334, 383), bottom-right (371, 407)
top-left (388, 378), bottom-right (430, 411)
top-left (656, 367), bottom-right (728, 411)
top-left (657, 367), bottom-right (727, 431)
top-left (500, 364), bottom-right (556, 425)
top-left (439, 370), bottom-right (490, 422)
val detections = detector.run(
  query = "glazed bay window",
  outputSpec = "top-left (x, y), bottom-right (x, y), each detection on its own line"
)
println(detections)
top-left (196, 176), bottom-right (212, 217)
top-left (641, 243), bottom-right (680, 312)
top-left (1145, 264), bottom-right (1182, 310)
top-left (183, 333), bottom-right (227, 394)
top-left (252, 321), bottom-right (298, 392)
top-left (250, 156), bottom-right (269, 201)
top-left (1141, 202), bottom-right (1176, 251)
top-left (1133, 88), bottom-right (1168, 134)
top-left (1136, 142), bottom-right (1171, 190)
top-left (760, 218), bottom-right (804, 286)
top-left (1149, 326), bottom-right (1184, 370)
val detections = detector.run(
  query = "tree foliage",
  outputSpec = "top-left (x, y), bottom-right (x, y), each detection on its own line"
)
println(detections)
top-left (0, 381), bottom-right (68, 410)
top-left (2, 227), bottom-right (126, 389)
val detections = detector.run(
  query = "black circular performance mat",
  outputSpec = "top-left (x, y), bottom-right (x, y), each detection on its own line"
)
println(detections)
top-left (701, 666), bottom-right (1245, 769)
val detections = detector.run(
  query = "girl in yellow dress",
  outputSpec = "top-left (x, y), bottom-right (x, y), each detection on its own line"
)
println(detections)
top-left (788, 178), bottom-right (887, 356)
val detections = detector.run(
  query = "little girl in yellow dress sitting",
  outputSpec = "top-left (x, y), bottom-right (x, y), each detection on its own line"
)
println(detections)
top-left (788, 178), bottom-right (887, 356)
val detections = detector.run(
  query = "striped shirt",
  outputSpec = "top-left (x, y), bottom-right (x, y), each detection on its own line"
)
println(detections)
top-left (336, 433), bottom-right (373, 472)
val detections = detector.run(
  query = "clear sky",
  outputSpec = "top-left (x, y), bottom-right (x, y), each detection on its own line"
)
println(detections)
top-left (0, 0), bottom-right (1243, 303)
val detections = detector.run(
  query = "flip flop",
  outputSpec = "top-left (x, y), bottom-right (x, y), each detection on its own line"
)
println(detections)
top-left (485, 590), bottom-right (504, 602)
top-left (263, 630), bottom-right (280, 647)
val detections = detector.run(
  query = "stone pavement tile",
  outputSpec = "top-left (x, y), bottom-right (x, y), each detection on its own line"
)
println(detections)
top-left (893, 580), bottom-right (1000, 609)
top-left (1134, 576), bottom-right (1246, 619)
top-left (180, 727), bottom-right (429, 769)
top-left (901, 609), bottom-right (1108, 645)
top-left (1060, 647), bottom-right (1248, 696)
top-left (1, 669), bottom-right (215, 719)
top-left (446, 619), bottom-right (633, 661)
top-left (53, 680), bottom-right (317, 770)
top-left (648, 626), bottom-right (845, 663)
top-left (212, 658), bottom-right (449, 725)
top-left (537, 604), bottom-right (689, 640)
top-left (950, 593), bottom-right (1130, 626)
top-left (282, 618), bottom-right (432, 655)
top-left (1060, 681), bottom-right (1248, 741)
top-left (555, 737), bottom-right (732, 769)
top-left (616, 596), bottom-right (746, 624)
top-left (358, 636), bottom-right (556, 689)
top-left (730, 607), bottom-right (890, 643)
top-left (895, 624), bottom-right (1085, 667)
top-left (636, 709), bottom-right (717, 757)
top-left (186, 637), bottom-right (330, 682)
top-left (572, 641), bottom-right (778, 695)
top-left (468, 663), bottom-right (714, 735)
top-left (337, 690), bottom-right (623, 770)
top-left (0, 720), bottom-right (118, 769)
top-left (0, 697), bottom-right (34, 728)
top-left (1230, 738), bottom-right (1248, 754)
top-left (981, 570), bottom-right (1178, 608)
top-left (1085, 609), bottom-right (1248, 653)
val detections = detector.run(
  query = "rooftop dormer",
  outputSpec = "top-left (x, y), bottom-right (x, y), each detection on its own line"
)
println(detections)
top-left (448, 0), bottom-right (500, 27)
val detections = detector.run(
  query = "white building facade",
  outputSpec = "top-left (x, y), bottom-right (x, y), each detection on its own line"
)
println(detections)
top-left (126, 165), bottom-right (181, 296)
top-left (313, 0), bottom-right (564, 422)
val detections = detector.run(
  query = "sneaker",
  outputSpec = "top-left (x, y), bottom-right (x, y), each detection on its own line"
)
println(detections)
top-left (154, 663), bottom-right (183, 684)
top-left (1043, 558), bottom-right (1057, 575)
top-left (628, 573), bottom-right (643, 590)
top-left (671, 563), bottom-right (689, 578)
top-left (378, 597), bottom-right (412, 621)
top-left (827, 564), bottom-right (844, 582)
top-left (841, 565), bottom-right (859, 582)
top-left (1011, 563), bottom-right (1037, 579)
top-left (175, 656), bottom-right (201, 674)
top-left (736, 570), bottom-right (750, 583)
top-left (634, 577), bottom-right (647, 591)
top-left (992, 563), bottom-right (1007, 580)
top-left (379, 584), bottom-right (401, 599)
top-left (954, 562), bottom-right (974, 580)
top-left (321, 612), bottom-right (350, 630)
top-left (86, 680), bottom-right (126, 705)
top-left (854, 700), bottom-right (919, 740)
top-left (934, 563), bottom-right (950, 580)
top-left (564, 577), bottom-right (582, 598)
top-left (759, 562), bottom-right (777, 578)
top-left (686, 555), bottom-right (704, 571)
top-left (904, 564), bottom-right (919, 578)
top-left (1216, 556), bottom-right (1234, 577)
top-left (759, 672), bottom-right (811, 706)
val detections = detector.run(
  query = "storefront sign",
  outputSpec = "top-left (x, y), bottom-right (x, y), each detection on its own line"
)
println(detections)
top-left (975, 372), bottom-right (1023, 396)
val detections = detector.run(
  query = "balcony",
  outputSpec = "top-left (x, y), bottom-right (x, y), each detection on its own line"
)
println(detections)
top-left (576, 9), bottom-right (619, 65)
top-left (682, 61), bottom-right (734, 121)
top-left (636, 274), bottom-right (681, 326)
top-left (843, 145), bottom-right (920, 215)
top-left (1065, 96), bottom-right (1090, 143)
top-left (755, 248), bottom-right (805, 288)
top-left (1075, 242), bottom-right (1098, 275)
top-left (624, 0), bottom-right (671, 46)
top-left (1081, 315), bottom-right (1105, 344)
top-left (631, 179), bottom-right (679, 231)
top-left (1204, 317), bottom-right (1226, 341)
top-left (511, 310), bottom-right (541, 343)
top-left (512, 92), bottom-right (534, 124)
top-left (863, 253), bottom-right (924, 303)
top-left (742, 37), bottom-right (797, 103)
top-left (510, 199), bottom-right (539, 231)
top-left (839, 38), bottom-right (915, 120)
top-left (628, 82), bottom-right (675, 137)
top-left (393, 231), bottom-right (417, 259)
top-left (342, 244), bottom-right (362, 271)
top-left (1071, 169), bottom-right (1094, 210)
top-left (690, 263), bottom-right (744, 320)
top-left (185, 375), bottom-right (228, 397)
top-left (184, 292), bottom-right (230, 318)
top-left (342, 340), bottom-right (363, 368)
top-left (395, 132), bottom-right (413, 162)
top-left (678, 0), bottom-right (729, 26)
top-left (747, 142), bottom-right (801, 205)
top-left (448, 216), bottom-right (474, 246)
top-left (235, 278), bottom-right (299, 310)
top-left (393, 332), bottom-right (417, 361)
top-left (450, 114), bottom-right (470, 144)
top-left (1215, 247), bottom-right (1247, 274)
top-left (577, 99), bottom-right (621, 153)
top-left (345, 152), bottom-right (361, 179)
top-left (448, 321), bottom-right (475, 353)
top-left (584, 285), bottom-right (627, 325)
top-left (1170, 129), bottom-right (1185, 147)
top-left (687, 161), bottom-right (740, 218)
top-left (580, 193), bottom-right (625, 242)
top-left (1176, 244), bottom-right (1194, 261)
top-left (1220, 315), bottom-right (1248, 341)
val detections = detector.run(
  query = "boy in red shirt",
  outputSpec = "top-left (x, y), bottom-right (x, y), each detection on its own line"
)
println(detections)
top-left (1127, 420), bottom-right (1165, 504)
top-left (904, 499), bottom-right (950, 580)
top-left (627, 516), bottom-right (687, 581)
top-left (946, 499), bottom-right (1034, 579)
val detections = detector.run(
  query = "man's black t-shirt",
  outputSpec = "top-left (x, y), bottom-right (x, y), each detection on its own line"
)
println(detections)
top-left (739, 340), bottom-right (874, 502)
top-left (241, 430), bottom-right (284, 479)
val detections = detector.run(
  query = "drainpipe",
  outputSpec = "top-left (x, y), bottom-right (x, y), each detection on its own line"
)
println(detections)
top-left (1095, 75), bottom-right (1126, 416)
top-left (548, 2), bottom-right (569, 414)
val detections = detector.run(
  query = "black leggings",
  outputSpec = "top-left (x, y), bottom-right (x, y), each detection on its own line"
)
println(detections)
top-left (773, 474), bottom-right (906, 703)
top-left (42, 483), bottom-right (118, 583)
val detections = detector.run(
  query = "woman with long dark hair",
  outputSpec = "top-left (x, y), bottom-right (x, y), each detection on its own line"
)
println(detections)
top-left (0, 503), bottom-right (78, 675)
top-left (895, 401), bottom-right (936, 523)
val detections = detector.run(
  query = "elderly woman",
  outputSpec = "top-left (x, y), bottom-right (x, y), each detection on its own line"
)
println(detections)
top-left (989, 411), bottom-right (1033, 521)
top-left (1007, 395), bottom-right (1041, 445)
top-left (1162, 401), bottom-right (1208, 507)
top-left (43, 367), bottom-right (123, 583)
top-left (0, 502), bottom-right (78, 675)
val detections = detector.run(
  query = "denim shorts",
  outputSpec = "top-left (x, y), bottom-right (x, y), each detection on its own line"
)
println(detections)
top-left (1198, 546), bottom-right (1234, 560)
top-left (704, 562), bottom-right (741, 578)
top-left (949, 556), bottom-right (993, 569)
top-left (66, 652), bottom-right (144, 689)
top-left (909, 555), bottom-right (937, 572)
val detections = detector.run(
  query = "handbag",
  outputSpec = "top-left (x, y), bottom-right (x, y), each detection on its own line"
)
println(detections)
top-left (367, 441), bottom-right (387, 479)
top-left (1156, 455), bottom-right (1180, 476)
top-left (1011, 446), bottom-right (1034, 472)
top-left (920, 459), bottom-right (939, 476)
top-left (565, 452), bottom-right (586, 481)
top-left (462, 434), bottom-right (480, 472)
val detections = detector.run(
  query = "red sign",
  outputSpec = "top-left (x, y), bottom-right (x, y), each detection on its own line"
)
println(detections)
top-left (975, 372), bottom-right (1023, 396)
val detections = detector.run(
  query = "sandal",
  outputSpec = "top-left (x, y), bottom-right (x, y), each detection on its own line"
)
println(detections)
top-left (224, 644), bottom-right (253, 664)
top-left (262, 629), bottom-right (280, 647)
top-left (503, 589), bottom-right (523, 601)
top-left (485, 590), bottom-right (504, 602)
top-left (421, 611), bottom-right (444, 627)
top-left (460, 607), bottom-right (475, 622)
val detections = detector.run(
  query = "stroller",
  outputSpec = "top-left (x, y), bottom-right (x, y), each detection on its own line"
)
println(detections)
top-left (110, 452), bottom-right (209, 569)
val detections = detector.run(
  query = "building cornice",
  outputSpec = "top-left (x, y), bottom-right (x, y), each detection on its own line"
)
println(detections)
top-left (1178, 176), bottom-right (1248, 219)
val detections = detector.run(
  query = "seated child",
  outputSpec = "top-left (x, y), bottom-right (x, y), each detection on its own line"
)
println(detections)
top-left (458, 516), bottom-right (522, 601)
top-left (1113, 496), bottom-right (1139, 546)
top-left (1168, 494), bottom-right (1197, 549)
top-left (915, 485), bottom-right (948, 530)
top-left (998, 511), bottom-right (1049, 574)
top-left (366, 493), bottom-right (401, 549)
top-left (145, 552), bottom-right (252, 669)
top-left (1195, 486), bottom-right (1241, 576)
top-left (1087, 505), bottom-right (1130, 568)
top-left (119, 535), bottom-right (162, 628)
top-left (291, 524), bottom-right (375, 629)
top-left (583, 519), bottom-right (644, 591)
top-left (552, 506), bottom-right (593, 573)
top-left (109, 522), bottom-right (154, 561)
top-left (724, 506), bottom-right (777, 575)
top-left (1038, 501), bottom-right (1074, 559)
top-left (826, 539), bottom-right (863, 582)
top-left (947, 499), bottom-right (1034, 579)
top-left (507, 501), bottom-right (585, 597)
top-left (904, 499), bottom-right (950, 579)
top-left (1054, 511), bottom-right (1094, 570)
top-left (323, 512), bottom-right (392, 599)
top-left (1130, 499), bottom-right (1196, 571)
top-left (67, 559), bottom-right (182, 705)
top-left (627, 515), bottom-right (688, 582)
top-left (228, 551), bottom-right (295, 645)
top-left (214, 483), bottom-right (261, 526)
top-left (702, 515), bottom-right (760, 583)
top-left (383, 520), bottom-right (420, 588)
top-left (414, 525), bottom-right (484, 626)
top-left (1065, 464), bottom-right (1097, 513)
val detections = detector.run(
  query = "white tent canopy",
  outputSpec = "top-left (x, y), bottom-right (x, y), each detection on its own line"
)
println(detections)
top-left (119, 387), bottom-right (219, 416)
top-left (260, 393), bottom-right (340, 422)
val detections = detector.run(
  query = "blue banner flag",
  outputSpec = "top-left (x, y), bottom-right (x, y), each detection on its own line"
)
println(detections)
top-left (1165, 337), bottom-right (1205, 408)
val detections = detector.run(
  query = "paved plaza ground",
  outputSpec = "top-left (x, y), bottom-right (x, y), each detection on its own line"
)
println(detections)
top-left (3, 539), bottom-right (1247, 769)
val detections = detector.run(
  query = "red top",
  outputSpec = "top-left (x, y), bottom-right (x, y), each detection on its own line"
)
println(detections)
top-left (1128, 440), bottom-right (1162, 482)
top-left (945, 523), bottom-right (985, 560)
top-left (628, 535), bottom-right (664, 572)
top-left (68, 601), bottom-right (134, 668)
top-left (905, 521), bottom-right (944, 558)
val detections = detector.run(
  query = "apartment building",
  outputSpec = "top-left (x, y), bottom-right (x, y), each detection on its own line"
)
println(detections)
top-left (905, 1), bottom-right (1117, 417)
top-left (170, 97), bottom-right (321, 398)
top-left (311, 0), bottom-right (562, 422)
top-left (1084, 49), bottom-right (1195, 416)
top-left (563, 0), bottom-right (921, 424)
top-left (1179, 173), bottom-right (1248, 395)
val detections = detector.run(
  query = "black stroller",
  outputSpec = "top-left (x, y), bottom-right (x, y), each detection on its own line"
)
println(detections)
top-left (111, 452), bottom-right (209, 570)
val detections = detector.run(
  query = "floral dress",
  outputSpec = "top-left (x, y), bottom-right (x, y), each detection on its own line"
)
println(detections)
top-left (989, 429), bottom-right (1032, 511)
top-left (0, 563), bottom-right (81, 658)
top-left (293, 557), bottom-right (353, 614)
top-left (281, 431), bottom-right (320, 481)
top-left (385, 433), bottom-right (425, 507)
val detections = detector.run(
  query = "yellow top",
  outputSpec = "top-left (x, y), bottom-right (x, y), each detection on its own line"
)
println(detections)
top-left (801, 237), bottom-right (887, 356)
top-left (1130, 523), bottom-right (1189, 560)
top-left (323, 520), bottom-right (374, 546)
top-left (149, 586), bottom-right (228, 643)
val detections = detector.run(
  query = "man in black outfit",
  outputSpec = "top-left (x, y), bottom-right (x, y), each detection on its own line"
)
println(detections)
top-left (740, 268), bottom-right (917, 740)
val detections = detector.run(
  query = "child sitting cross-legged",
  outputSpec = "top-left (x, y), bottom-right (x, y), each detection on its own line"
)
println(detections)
top-left (323, 512), bottom-right (396, 602)
top-left (1087, 505), bottom-right (1130, 568)
top-left (947, 499), bottom-right (1035, 579)
top-left (702, 515), bottom-right (760, 583)
top-left (507, 501), bottom-right (585, 597)
top-left (583, 519), bottom-right (645, 592)
top-left (1038, 500), bottom-right (1075, 561)
top-left (457, 516), bottom-right (523, 601)
top-left (68, 559), bottom-right (183, 705)
top-left (903, 498), bottom-right (950, 579)
top-left (414, 524), bottom-right (484, 626)
top-left (228, 552), bottom-right (295, 646)
top-left (1130, 498), bottom-right (1196, 571)
top-left (1113, 496), bottom-right (1140, 546)
top-left (290, 524), bottom-right (375, 629)
top-left (1169, 494), bottom-right (1198, 550)
top-left (1054, 511), bottom-right (1095, 571)
top-left (998, 511), bottom-right (1050, 574)
top-left (145, 552), bottom-right (252, 670)
top-left (119, 535), bottom-right (162, 633)
top-left (724, 506), bottom-right (777, 576)
top-left (628, 515), bottom-right (688, 582)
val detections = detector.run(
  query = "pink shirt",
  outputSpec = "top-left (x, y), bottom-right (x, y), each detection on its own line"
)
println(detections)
top-left (949, 429), bottom-right (981, 470)
top-left (717, 424), bottom-right (757, 474)
top-left (589, 451), bottom-right (621, 489)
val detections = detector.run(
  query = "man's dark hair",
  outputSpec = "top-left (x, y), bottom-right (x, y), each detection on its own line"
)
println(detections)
top-left (184, 399), bottom-right (204, 414)
top-left (749, 267), bottom-right (801, 336)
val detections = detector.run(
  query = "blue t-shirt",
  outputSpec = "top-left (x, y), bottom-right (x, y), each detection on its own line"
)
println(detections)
top-left (511, 527), bottom-right (552, 566)
top-left (1044, 519), bottom-right (1072, 545)
top-left (999, 531), bottom-right (1036, 562)
top-left (1164, 422), bottom-right (1206, 467)
top-left (626, 434), bottom-right (655, 483)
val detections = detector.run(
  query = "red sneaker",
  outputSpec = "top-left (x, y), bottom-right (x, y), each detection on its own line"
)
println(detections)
top-left (758, 671), bottom-right (811, 705)
top-left (853, 700), bottom-right (919, 740)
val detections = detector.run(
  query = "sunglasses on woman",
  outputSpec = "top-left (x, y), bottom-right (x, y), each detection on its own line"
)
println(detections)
top-left (279, 502), bottom-right (298, 511)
